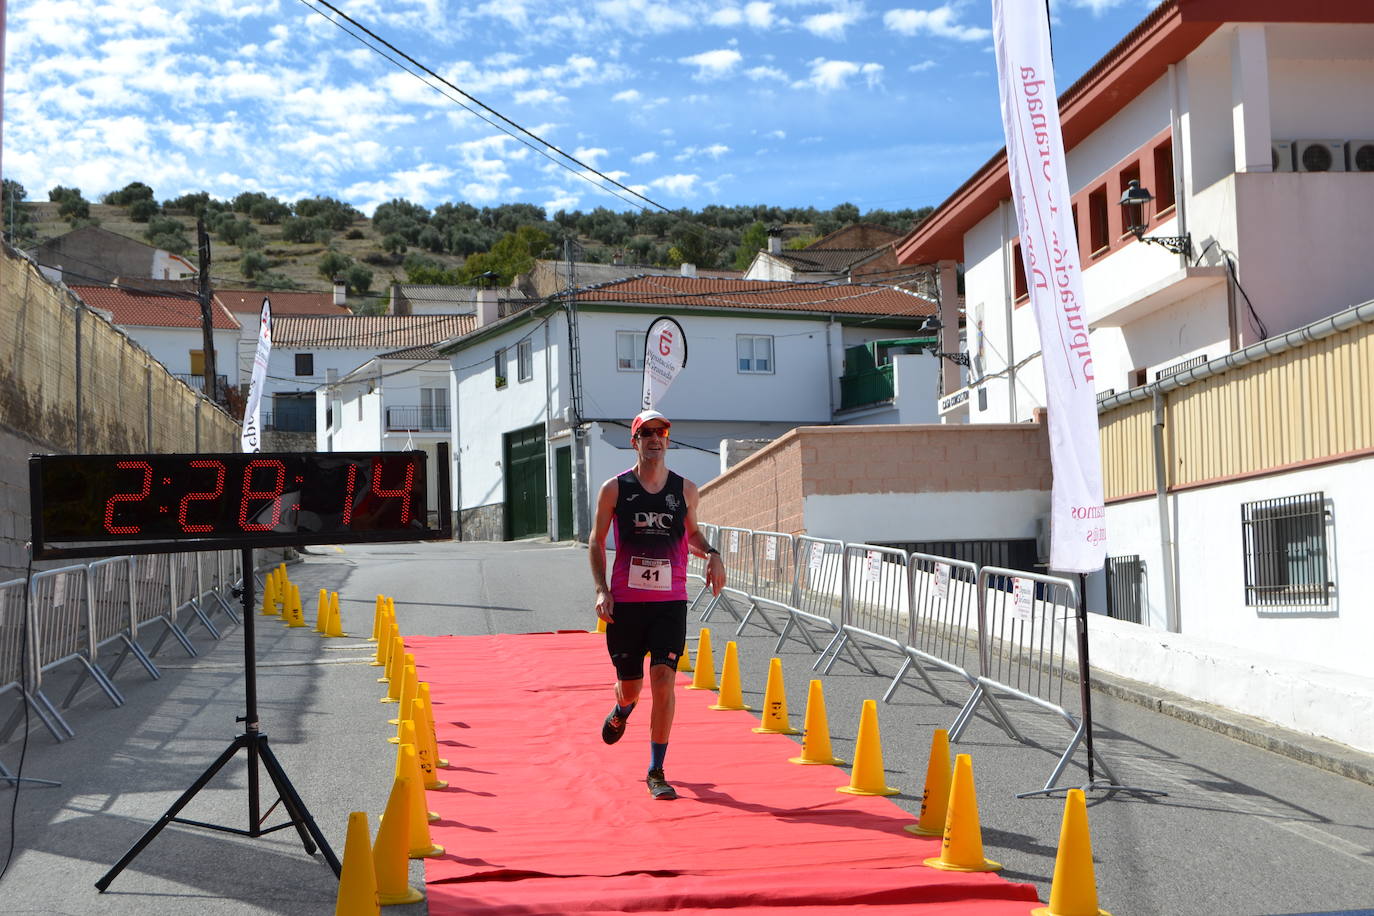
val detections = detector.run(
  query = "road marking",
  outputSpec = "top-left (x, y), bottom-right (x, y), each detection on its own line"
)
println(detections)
top-left (1274, 820), bottom-right (1373, 866)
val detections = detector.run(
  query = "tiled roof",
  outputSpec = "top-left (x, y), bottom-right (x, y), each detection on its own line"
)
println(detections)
top-left (768, 248), bottom-right (885, 273)
top-left (271, 315), bottom-right (476, 349)
top-left (573, 275), bottom-right (934, 317)
top-left (379, 343), bottom-right (446, 360)
top-left (70, 285), bottom-right (240, 330)
top-left (396, 284), bottom-right (525, 303)
top-left (215, 288), bottom-right (350, 316)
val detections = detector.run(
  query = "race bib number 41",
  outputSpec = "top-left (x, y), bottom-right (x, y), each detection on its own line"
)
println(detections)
top-left (631, 556), bottom-right (672, 591)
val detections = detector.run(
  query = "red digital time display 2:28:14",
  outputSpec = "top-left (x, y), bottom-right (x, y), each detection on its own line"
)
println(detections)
top-left (38, 452), bottom-right (426, 543)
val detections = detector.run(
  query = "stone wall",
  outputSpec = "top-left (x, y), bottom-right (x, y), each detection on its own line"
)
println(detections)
top-left (460, 502), bottom-right (504, 541)
top-left (0, 243), bottom-right (240, 578)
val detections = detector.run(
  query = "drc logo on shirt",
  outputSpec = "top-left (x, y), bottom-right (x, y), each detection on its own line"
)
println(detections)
top-left (633, 511), bottom-right (674, 531)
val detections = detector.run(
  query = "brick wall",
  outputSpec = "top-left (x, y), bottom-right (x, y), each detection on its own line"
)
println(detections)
top-left (699, 422), bottom-right (1051, 536)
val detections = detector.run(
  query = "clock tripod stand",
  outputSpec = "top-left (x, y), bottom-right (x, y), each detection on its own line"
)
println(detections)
top-left (95, 547), bottom-right (339, 891)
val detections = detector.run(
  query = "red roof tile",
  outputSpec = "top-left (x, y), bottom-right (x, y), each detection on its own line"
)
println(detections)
top-left (214, 288), bottom-right (351, 316)
top-left (573, 275), bottom-right (934, 318)
top-left (70, 285), bottom-right (240, 330)
top-left (271, 315), bottom-right (476, 349)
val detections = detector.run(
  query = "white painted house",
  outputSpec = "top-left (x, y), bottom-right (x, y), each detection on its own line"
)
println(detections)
top-left (439, 276), bottom-right (938, 543)
top-left (894, 0), bottom-right (1374, 751)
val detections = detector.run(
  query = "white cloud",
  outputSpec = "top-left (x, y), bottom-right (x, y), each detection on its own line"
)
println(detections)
top-left (908, 59), bottom-right (938, 72)
top-left (631, 151), bottom-right (658, 164)
top-left (574, 147), bottom-right (609, 167)
top-left (613, 89), bottom-right (641, 103)
top-left (650, 173), bottom-right (700, 196)
top-left (709, 8), bottom-right (743, 26)
top-left (883, 7), bottom-right (991, 42)
top-left (746, 66), bottom-right (787, 82)
top-left (674, 144), bottom-right (730, 161)
top-left (594, 0), bottom-right (692, 32)
top-left (802, 9), bottom-right (861, 39)
top-left (793, 59), bottom-right (884, 92)
top-left (678, 48), bottom-right (742, 80)
top-left (765, 129), bottom-right (786, 139)
top-left (514, 88), bottom-right (567, 105)
top-left (545, 193), bottom-right (580, 212)
top-left (710, 2), bottom-right (777, 28)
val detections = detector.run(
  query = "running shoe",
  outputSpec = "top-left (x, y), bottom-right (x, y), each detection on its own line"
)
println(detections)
top-left (601, 709), bottom-right (627, 745)
top-left (646, 768), bottom-right (677, 800)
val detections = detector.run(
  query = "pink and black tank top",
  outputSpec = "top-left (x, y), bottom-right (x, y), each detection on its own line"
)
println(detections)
top-left (610, 469), bottom-right (690, 602)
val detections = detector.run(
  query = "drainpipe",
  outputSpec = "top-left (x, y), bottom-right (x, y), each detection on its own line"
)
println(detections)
top-left (1153, 390), bottom-right (1180, 632)
top-left (1000, 201), bottom-right (1018, 421)
top-left (825, 315), bottom-right (837, 420)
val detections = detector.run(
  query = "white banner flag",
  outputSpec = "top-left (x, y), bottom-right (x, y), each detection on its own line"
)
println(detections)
top-left (993, 0), bottom-right (1106, 572)
top-left (641, 315), bottom-right (687, 411)
top-left (241, 298), bottom-right (272, 453)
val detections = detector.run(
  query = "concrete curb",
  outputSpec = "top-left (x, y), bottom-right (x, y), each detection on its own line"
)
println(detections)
top-left (1088, 668), bottom-right (1374, 788)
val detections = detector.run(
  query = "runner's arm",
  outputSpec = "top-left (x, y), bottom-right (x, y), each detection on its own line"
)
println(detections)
top-left (589, 479), bottom-right (619, 620)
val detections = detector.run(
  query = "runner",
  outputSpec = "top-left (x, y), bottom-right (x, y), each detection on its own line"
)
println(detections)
top-left (589, 409), bottom-right (726, 800)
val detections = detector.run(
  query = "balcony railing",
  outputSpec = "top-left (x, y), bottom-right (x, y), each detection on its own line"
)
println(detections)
top-left (175, 373), bottom-right (228, 396)
top-left (386, 405), bottom-right (451, 432)
top-left (839, 365), bottom-right (894, 410)
top-left (261, 410), bottom-right (315, 433)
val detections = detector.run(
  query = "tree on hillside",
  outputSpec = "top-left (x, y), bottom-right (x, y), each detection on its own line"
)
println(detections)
top-left (240, 250), bottom-right (270, 280)
top-left (144, 216), bottom-right (190, 254)
top-left (732, 221), bottom-right (769, 270)
top-left (281, 216), bottom-right (330, 245)
top-left (293, 196), bottom-right (362, 231)
top-left (666, 220), bottom-right (723, 269)
top-left (3, 180), bottom-right (35, 244)
top-left (104, 181), bottom-right (155, 206)
top-left (49, 186), bottom-right (90, 222)
top-left (457, 224), bottom-right (552, 286)
top-left (128, 198), bottom-right (160, 222)
top-left (162, 191), bottom-right (218, 216)
top-left (318, 249), bottom-right (352, 282)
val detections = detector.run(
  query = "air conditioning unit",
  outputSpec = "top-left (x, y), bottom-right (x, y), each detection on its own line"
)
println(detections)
top-left (1271, 140), bottom-right (1294, 172)
top-left (1294, 139), bottom-right (1346, 172)
top-left (1347, 139), bottom-right (1374, 172)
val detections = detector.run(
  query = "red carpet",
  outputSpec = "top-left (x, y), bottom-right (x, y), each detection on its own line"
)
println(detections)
top-left (408, 632), bottom-right (1042, 915)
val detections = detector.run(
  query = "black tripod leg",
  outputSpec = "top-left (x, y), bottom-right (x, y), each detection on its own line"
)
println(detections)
top-left (96, 735), bottom-right (247, 892)
top-left (257, 738), bottom-right (340, 876)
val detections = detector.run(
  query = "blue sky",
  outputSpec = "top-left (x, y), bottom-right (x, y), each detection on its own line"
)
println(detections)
top-left (4, 0), bottom-right (1161, 217)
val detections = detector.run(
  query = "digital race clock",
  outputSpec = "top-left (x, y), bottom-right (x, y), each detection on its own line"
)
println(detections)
top-left (30, 450), bottom-right (451, 559)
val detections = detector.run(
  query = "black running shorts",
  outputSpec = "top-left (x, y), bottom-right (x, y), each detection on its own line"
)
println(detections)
top-left (605, 600), bottom-right (688, 681)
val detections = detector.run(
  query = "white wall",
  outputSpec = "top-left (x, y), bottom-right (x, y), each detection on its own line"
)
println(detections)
top-left (1103, 457), bottom-right (1371, 677)
top-left (804, 489), bottom-right (1049, 545)
top-left (119, 325), bottom-right (240, 384)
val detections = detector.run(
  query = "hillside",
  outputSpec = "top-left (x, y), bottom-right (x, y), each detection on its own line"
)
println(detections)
top-left (4, 183), bottom-right (931, 314)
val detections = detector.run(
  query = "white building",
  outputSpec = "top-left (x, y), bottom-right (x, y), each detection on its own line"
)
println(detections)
top-left (893, 0), bottom-right (1374, 750)
top-left (439, 276), bottom-right (938, 542)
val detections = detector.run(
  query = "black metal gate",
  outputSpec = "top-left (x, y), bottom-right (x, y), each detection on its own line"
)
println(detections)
top-left (1104, 555), bottom-right (1145, 624)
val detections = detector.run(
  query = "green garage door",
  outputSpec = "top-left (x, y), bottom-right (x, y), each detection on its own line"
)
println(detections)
top-left (555, 445), bottom-right (573, 541)
top-left (504, 425), bottom-right (547, 540)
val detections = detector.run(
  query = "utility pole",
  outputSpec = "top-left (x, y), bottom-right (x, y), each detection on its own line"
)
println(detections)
top-left (197, 218), bottom-right (218, 402)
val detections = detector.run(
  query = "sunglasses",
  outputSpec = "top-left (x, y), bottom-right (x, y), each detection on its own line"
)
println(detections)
top-left (635, 427), bottom-right (670, 439)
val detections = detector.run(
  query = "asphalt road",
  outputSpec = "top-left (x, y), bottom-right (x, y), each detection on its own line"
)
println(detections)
top-left (1, 538), bottom-right (1372, 915)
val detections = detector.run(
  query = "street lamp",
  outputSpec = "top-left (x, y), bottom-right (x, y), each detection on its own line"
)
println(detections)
top-left (1118, 179), bottom-right (1192, 257)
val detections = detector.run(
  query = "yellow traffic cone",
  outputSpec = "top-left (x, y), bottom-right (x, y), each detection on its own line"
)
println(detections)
top-left (325, 590), bottom-right (346, 637)
top-left (790, 679), bottom-right (845, 765)
top-left (389, 660), bottom-right (418, 734)
top-left (709, 641), bottom-right (751, 710)
top-left (381, 636), bottom-right (405, 701)
top-left (1032, 788), bottom-right (1109, 915)
top-left (687, 628), bottom-right (717, 690)
top-left (274, 565), bottom-right (288, 614)
top-left (372, 775), bottom-right (423, 906)
top-left (335, 811), bottom-right (380, 916)
top-left (397, 743), bottom-right (443, 857)
top-left (906, 729), bottom-right (953, 837)
top-left (924, 753), bottom-right (1001, 872)
top-left (315, 589), bottom-right (329, 633)
top-left (405, 697), bottom-right (448, 789)
top-left (837, 699), bottom-right (899, 796)
top-left (285, 585), bottom-right (306, 627)
top-left (390, 720), bottom-right (442, 817)
top-left (418, 682), bottom-right (449, 769)
top-left (594, 614), bottom-right (607, 634)
top-left (677, 639), bottom-right (693, 673)
top-left (369, 595), bottom-right (385, 642)
top-left (372, 619), bottom-right (394, 669)
top-left (260, 572), bottom-right (278, 616)
top-left (753, 658), bottom-right (800, 734)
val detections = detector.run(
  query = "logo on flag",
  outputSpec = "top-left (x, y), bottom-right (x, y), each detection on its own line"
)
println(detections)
top-left (241, 299), bottom-right (272, 453)
top-left (641, 315), bottom-right (687, 411)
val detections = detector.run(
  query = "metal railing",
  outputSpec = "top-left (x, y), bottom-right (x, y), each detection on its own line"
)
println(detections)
top-left (385, 406), bottom-right (451, 432)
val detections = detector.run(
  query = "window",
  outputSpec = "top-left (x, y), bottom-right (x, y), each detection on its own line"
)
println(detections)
top-left (1011, 239), bottom-right (1027, 302)
top-left (1087, 186), bottom-right (1109, 254)
top-left (1104, 555), bottom-right (1145, 624)
top-left (517, 339), bottom-right (534, 382)
top-left (616, 331), bottom-right (645, 371)
top-left (1242, 493), bottom-right (1330, 607)
top-left (1152, 140), bottom-right (1175, 214)
top-left (190, 350), bottom-right (218, 375)
top-left (420, 386), bottom-right (449, 430)
top-left (737, 335), bottom-right (774, 373)
top-left (494, 347), bottom-right (507, 389)
top-left (272, 393), bottom-right (315, 432)
top-left (295, 353), bottom-right (314, 376)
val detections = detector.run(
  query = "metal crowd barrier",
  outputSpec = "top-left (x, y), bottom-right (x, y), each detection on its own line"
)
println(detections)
top-left (697, 523), bottom-right (1112, 792)
top-left (0, 550), bottom-right (249, 757)
top-left (953, 566), bottom-right (1117, 792)
top-left (701, 526), bottom-right (754, 626)
top-left (819, 544), bottom-right (910, 677)
top-left (686, 523), bottom-right (718, 615)
top-left (773, 536), bottom-right (845, 656)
